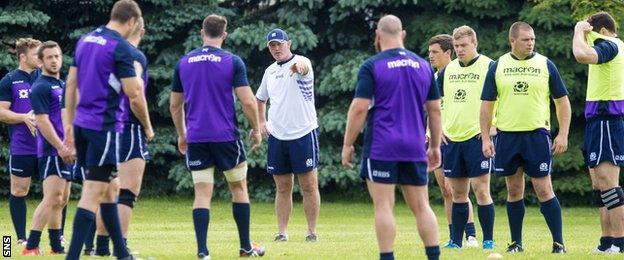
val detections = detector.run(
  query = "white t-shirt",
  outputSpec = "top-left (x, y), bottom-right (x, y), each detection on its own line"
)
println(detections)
top-left (256, 54), bottom-right (318, 140)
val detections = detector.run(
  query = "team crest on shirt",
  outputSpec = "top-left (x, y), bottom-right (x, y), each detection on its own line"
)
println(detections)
top-left (539, 162), bottom-right (549, 172)
top-left (513, 81), bottom-right (529, 95)
top-left (18, 89), bottom-right (29, 99)
top-left (306, 158), bottom-right (313, 167)
top-left (480, 160), bottom-right (489, 169)
top-left (454, 89), bottom-right (467, 102)
top-left (589, 152), bottom-right (597, 161)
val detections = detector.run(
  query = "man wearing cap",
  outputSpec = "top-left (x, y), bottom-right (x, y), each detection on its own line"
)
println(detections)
top-left (256, 28), bottom-right (321, 242)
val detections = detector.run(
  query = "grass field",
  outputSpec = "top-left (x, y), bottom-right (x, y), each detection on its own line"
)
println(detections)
top-left (0, 198), bottom-right (621, 259)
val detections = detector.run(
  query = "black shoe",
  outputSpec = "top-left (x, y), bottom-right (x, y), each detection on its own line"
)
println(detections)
top-left (506, 241), bottom-right (524, 253)
top-left (83, 247), bottom-right (95, 256)
top-left (552, 242), bottom-right (566, 253)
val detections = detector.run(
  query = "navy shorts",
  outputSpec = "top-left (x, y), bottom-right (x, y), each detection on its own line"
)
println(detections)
top-left (584, 118), bottom-right (624, 168)
top-left (74, 126), bottom-right (119, 169)
top-left (186, 140), bottom-right (246, 171)
top-left (7, 154), bottom-right (38, 178)
top-left (38, 156), bottom-right (72, 180)
top-left (493, 130), bottom-right (552, 178)
top-left (360, 158), bottom-right (428, 186)
top-left (72, 165), bottom-right (86, 184)
top-left (119, 123), bottom-right (151, 162)
top-left (443, 136), bottom-right (492, 178)
top-left (267, 129), bottom-right (319, 175)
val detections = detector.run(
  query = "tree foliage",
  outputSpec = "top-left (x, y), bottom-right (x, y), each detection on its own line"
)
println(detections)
top-left (1, 0), bottom-right (622, 205)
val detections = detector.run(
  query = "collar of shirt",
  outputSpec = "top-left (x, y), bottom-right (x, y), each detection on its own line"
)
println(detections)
top-left (510, 52), bottom-right (536, 60)
top-left (459, 54), bottom-right (481, 67)
top-left (100, 25), bottom-right (123, 39)
top-left (277, 54), bottom-right (296, 66)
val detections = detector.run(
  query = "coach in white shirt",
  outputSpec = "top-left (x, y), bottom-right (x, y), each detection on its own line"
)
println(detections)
top-left (256, 28), bottom-right (320, 242)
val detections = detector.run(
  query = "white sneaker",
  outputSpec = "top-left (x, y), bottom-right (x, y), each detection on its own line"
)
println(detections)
top-left (465, 236), bottom-right (479, 247)
top-left (605, 245), bottom-right (621, 254)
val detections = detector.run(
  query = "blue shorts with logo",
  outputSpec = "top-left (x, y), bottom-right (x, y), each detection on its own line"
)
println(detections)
top-left (360, 158), bottom-right (428, 186)
top-left (119, 123), bottom-right (151, 162)
top-left (38, 156), bottom-right (72, 180)
top-left (267, 129), bottom-right (319, 175)
top-left (7, 154), bottom-right (38, 178)
top-left (584, 117), bottom-right (624, 168)
top-left (186, 140), bottom-right (246, 171)
top-left (493, 129), bottom-right (552, 178)
top-left (74, 126), bottom-right (119, 169)
top-left (444, 136), bottom-right (492, 178)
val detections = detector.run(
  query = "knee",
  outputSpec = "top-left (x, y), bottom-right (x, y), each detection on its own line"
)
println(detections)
top-left (475, 188), bottom-right (491, 202)
top-left (11, 185), bottom-right (29, 197)
top-left (300, 182), bottom-right (318, 194)
top-left (47, 192), bottom-right (65, 208)
top-left (440, 186), bottom-right (452, 200)
top-left (276, 182), bottom-right (293, 195)
top-left (507, 186), bottom-right (524, 200)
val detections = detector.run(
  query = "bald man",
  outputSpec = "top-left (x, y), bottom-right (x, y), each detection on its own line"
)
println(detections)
top-left (342, 15), bottom-right (441, 260)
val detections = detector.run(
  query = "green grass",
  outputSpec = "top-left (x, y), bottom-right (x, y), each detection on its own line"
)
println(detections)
top-left (0, 198), bottom-right (621, 259)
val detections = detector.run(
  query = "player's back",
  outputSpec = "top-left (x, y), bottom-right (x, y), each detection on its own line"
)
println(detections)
top-left (362, 48), bottom-right (435, 162)
top-left (175, 46), bottom-right (244, 143)
top-left (73, 26), bottom-right (134, 132)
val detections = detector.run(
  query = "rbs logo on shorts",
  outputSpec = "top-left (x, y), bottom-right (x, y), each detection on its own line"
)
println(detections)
top-left (372, 170), bottom-right (390, 178)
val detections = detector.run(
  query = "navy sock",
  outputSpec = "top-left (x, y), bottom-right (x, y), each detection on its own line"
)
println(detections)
top-left (599, 236), bottom-right (613, 251)
top-left (465, 222), bottom-right (476, 239)
top-left (48, 229), bottom-right (63, 252)
top-left (540, 197), bottom-right (563, 244)
top-left (425, 246), bottom-right (440, 260)
top-left (380, 251), bottom-right (394, 260)
top-left (233, 203), bottom-right (251, 251)
top-left (26, 230), bottom-right (41, 249)
top-left (9, 194), bottom-right (27, 240)
top-left (61, 205), bottom-right (67, 236)
top-left (193, 208), bottom-right (210, 256)
top-left (66, 207), bottom-right (96, 260)
top-left (95, 235), bottom-right (110, 255)
top-left (84, 222), bottom-right (96, 249)
top-left (100, 203), bottom-right (129, 258)
top-left (506, 199), bottom-right (525, 245)
top-left (448, 224), bottom-right (453, 241)
top-left (612, 237), bottom-right (624, 250)
top-left (478, 203), bottom-right (495, 241)
top-left (451, 202), bottom-right (469, 246)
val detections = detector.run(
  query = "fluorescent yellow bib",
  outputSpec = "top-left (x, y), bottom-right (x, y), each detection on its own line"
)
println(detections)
top-left (494, 52), bottom-right (550, 131)
top-left (442, 55), bottom-right (492, 141)
top-left (586, 31), bottom-right (624, 101)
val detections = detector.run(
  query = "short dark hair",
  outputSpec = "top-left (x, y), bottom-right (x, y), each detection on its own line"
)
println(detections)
top-left (37, 41), bottom-right (61, 60)
top-left (110, 0), bottom-right (142, 23)
top-left (588, 11), bottom-right (617, 34)
top-left (202, 14), bottom-right (227, 38)
top-left (428, 34), bottom-right (453, 54)
top-left (509, 21), bottom-right (533, 39)
top-left (15, 38), bottom-right (41, 58)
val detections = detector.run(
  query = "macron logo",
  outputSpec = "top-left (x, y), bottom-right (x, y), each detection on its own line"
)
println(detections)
top-left (387, 59), bottom-right (420, 69)
top-left (188, 54), bottom-right (222, 63)
top-left (83, 35), bottom-right (107, 45)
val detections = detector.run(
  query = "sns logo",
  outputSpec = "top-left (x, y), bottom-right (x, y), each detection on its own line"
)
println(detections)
top-left (480, 160), bottom-right (490, 169)
top-left (539, 162), bottom-right (549, 172)
top-left (2, 236), bottom-right (10, 257)
top-left (305, 158), bottom-right (314, 167)
top-left (18, 89), bottom-right (29, 99)
top-left (589, 152), bottom-right (597, 161)
top-left (454, 89), bottom-right (466, 101)
top-left (513, 81), bottom-right (529, 94)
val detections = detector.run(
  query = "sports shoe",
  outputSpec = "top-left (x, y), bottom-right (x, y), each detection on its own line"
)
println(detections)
top-left (22, 247), bottom-right (42, 256)
top-left (506, 242), bottom-right (523, 253)
top-left (240, 242), bottom-right (266, 257)
top-left (49, 249), bottom-right (66, 255)
top-left (17, 239), bottom-right (27, 246)
top-left (441, 240), bottom-right (453, 247)
top-left (552, 242), bottom-right (566, 253)
top-left (84, 247), bottom-right (95, 256)
top-left (466, 236), bottom-right (478, 247)
top-left (60, 235), bottom-right (66, 246)
top-left (274, 233), bottom-right (288, 242)
top-left (305, 233), bottom-right (318, 242)
top-left (483, 240), bottom-right (495, 250)
top-left (198, 252), bottom-right (211, 259)
top-left (443, 242), bottom-right (461, 249)
top-left (607, 245), bottom-right (621, 253)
